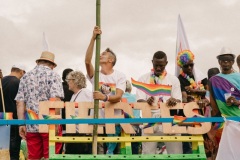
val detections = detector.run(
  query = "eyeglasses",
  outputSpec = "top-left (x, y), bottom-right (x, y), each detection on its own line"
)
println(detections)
top-left (183, 63), bottom-right (194, 68)
top-left (65, 79), bottom-right (75, 82)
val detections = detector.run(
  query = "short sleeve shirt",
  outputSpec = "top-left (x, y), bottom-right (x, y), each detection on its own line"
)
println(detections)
top-left (15, 65), bottom-right (64, 132)
top-left (87, 70), bottom-right (126, 117)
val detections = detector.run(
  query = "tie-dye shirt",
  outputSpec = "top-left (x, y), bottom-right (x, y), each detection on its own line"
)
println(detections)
top-left (15, 65), bottom-right (64, 132)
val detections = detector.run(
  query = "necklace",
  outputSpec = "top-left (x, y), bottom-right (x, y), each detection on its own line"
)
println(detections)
top-left (180, 70), bottom-right (198, 89)
top-left (150, 69), bottom-right (167, 84)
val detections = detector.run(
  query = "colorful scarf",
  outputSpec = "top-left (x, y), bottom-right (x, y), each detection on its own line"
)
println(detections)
top-left (210, 74), bottom-right (240, 117)
top-left (150, 69), bottom-right (167, 84)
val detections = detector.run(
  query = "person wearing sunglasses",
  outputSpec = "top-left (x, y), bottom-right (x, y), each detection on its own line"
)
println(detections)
top-left (177, 50), bottom-right (207, 104)
top-left (85, 26), bottom-right (126, 154)
top-left (176, 50), bottom-right (208, 154)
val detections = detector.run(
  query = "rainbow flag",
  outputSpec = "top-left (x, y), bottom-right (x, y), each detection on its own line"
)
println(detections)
top-left (122, 111), bottom-right (134, 118)
top-left (142, 123), bottom-right (158, 129)
top-left (70, 115), bottom-right (78, 119)
top-left (131, 78), bottom-right (171, 96)
top-left (0, 112), bottom-right (13, 120)
top-left (213, 122), bottom-right (224, 130)
top-left (42, 114), bottom-right (60, 120)
top-left (172, 115), bottom-right (187, 125)
top-left (25, 109), bottom-right (39, 120)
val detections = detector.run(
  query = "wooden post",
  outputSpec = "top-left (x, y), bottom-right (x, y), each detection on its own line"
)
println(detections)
top-left (92, 0), bottom-right (101, 154)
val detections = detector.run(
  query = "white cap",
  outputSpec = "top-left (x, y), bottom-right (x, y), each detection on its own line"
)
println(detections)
top-left (12, 64), bottom-right (26, 72)
top-left (217, 47), bottom-right (235, 59)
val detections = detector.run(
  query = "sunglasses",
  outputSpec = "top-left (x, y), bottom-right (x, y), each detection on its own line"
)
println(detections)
top-left (65, 79), bottom-right (75, 82)
top-left (183, 63), bottom-right (194, 68)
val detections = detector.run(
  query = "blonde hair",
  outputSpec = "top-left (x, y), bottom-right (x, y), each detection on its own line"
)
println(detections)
top-left (67, 71), bottom-right (87, 89)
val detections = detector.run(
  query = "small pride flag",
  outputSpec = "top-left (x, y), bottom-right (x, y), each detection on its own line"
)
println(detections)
top-left (0, 112), bottom-right (13, 120)
top-left (172, 115), bottom-right (187, 125)
top-left (122, 111), bottom-right (134, 119)
top-left (42, 114), bottom-right (60, 120)
top-left (213, 122), bottom-right (224, 130)
top-left (141, 123), bottom-right (157, 129)
top-left (25, 109), bottom-right (39, 120)
top-left (131, 78), bottom-right (171, 96)
top-left (70, 115), bottom-right (78, 119)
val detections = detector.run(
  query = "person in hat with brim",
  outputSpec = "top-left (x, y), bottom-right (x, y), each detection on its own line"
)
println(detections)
top-left (16, 51), bottom-right (64, 160)
top-left (0, 64), bottom-right (26, 159)
top-left (209, 47), bottom-right (240, 146)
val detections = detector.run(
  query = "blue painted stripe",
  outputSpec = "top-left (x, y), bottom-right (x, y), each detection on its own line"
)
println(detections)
top-left (0, 117), bottom-right (239, 125)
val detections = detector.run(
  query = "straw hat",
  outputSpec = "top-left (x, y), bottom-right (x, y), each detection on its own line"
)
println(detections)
top-left (36, 51), bottom-right (57, 66)
top-left (217, 47), bottom-right (235, 59)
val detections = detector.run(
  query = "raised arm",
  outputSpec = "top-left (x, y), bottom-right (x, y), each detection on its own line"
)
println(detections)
top-left (85, 26), bottom-right (102, 78)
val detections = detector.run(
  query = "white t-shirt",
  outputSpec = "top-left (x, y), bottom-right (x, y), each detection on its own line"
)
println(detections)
top-left (136, 72), bottom-right (182, 113)
top-left (70, 88), bottom-right (93, 132)
top-left (70, 88), bottom-right (93, 115)
top-left (88, 70), bottom-right (126, 117)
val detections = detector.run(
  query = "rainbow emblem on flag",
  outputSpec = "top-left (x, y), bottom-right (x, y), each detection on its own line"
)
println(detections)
top-left (142, 123), bottom-right (157, 129)
top-left (172, 115), bottom-right (187, 125)
top-left (131, 78), bottom-right (171, 96)
top-left (25, 109), bottom-right (39, 120)
top-left (213, 122), bottom-right (224, 130)
top-left (70, 115), bottom-right (78, 119)
top-left (122, 111), bottom-right (134, 118)
top-left (0, 112), bottom-right (13, 119)
top-left (42, 114), bottom-right (60, 119)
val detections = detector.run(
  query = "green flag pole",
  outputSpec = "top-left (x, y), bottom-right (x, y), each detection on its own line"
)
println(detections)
top-left (92, 0), bottom-right (101, 154)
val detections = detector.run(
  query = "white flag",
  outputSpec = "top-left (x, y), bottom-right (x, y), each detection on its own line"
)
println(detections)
top-left (42, 32), bottom-right (50, 51)
top-left (216, 120), bottom-right (240, 160)
top-left (175, 15), bottom-right (204, 81)
top-left (175, 15), bottom-right (190, 77)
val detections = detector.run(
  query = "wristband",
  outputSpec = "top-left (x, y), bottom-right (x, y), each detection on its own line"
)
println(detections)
top-left (103, 94), bottom-right (108, 102)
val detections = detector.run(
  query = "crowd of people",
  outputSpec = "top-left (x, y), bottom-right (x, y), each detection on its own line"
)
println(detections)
top-left (1, 26), bottom-right (240, 160)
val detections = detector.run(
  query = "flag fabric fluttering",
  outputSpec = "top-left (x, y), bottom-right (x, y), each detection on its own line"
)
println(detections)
top-left (42, 114), bottom-right (60, 120)
top-left (175, 15), bottom-right (205, 81)
top-left (42, 32), bottom-right (49, 51)
top-left (70, 115), bottom-right (78, 119)
top-left (131, 78), bottom-right (171, 96)
top-left (122, 111), bottom-right (134, 119)
top-left (172, 115), bottom-right (187, 125)
top-left (25, 109), bottom-right (39, 120)
top-left (175, 15), bottom-right (190, 77)
top-left (141, 122), bottom-right (158, 129)
top-left (213, 122), bottom-right (224, 130)
top-left (0, 112), bottom-right (13, 120)
top-left (216, 120), bottom-right (240, 160)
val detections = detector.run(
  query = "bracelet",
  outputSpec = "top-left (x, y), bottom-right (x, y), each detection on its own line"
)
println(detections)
top-left (103, 94), bottom-right (108, 102)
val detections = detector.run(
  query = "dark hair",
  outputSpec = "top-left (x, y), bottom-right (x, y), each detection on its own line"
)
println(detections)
top-left (153, 51), bottom-right (167, 59)
top-left (11, 68), bottom-right (21, 73)
top-left (62, 68), bottom-right (73, 81)
top-left (207, 67), bottom-right (220, 79)
top-left (37, 60), bottom-right (55, 67)
top-left (105, 48), bottom-right (117, 66)
top-left (237, 55), bottom-right (240, 65)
